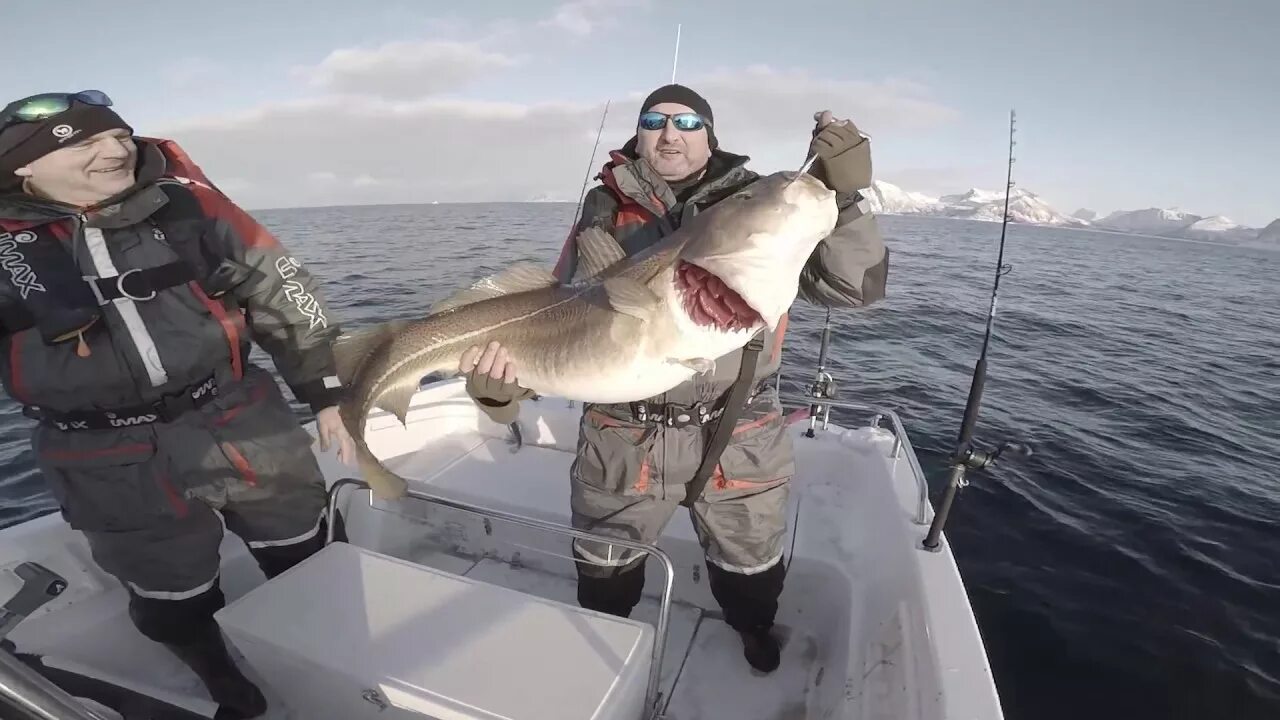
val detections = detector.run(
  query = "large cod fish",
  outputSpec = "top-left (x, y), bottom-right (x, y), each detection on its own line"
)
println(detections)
top-left (333, 171), bottom-right (838, 498)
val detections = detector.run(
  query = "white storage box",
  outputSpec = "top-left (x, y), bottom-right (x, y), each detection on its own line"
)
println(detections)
top-left (216, 542), bottom-right (653, 720)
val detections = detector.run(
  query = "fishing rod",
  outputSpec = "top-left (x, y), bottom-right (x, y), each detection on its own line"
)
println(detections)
top-left (509, 97), bottom-right (612, 447)
top-left (569, 22), bottom-right (678, 232)
top-left (671, 24), bottom-right (682, 83)
top-left (804, 306), bottom-right (834, 438)
top-left (569, 99), bottom-right (612, 234)
top-left (922, 109), bottom-right (1031, 551)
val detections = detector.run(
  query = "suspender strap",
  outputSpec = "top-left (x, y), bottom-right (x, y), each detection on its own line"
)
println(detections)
top-left (681, 335), bottom-right (766, 508)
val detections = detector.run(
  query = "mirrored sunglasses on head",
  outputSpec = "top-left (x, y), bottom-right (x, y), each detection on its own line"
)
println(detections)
top-left (638, 111), bottom-right (710, 132)
top-left (0, 90), bottom-right (113, 128)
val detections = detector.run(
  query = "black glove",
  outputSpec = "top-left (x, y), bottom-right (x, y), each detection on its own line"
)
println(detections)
top-left (808, 112), bottom-right (872, 194)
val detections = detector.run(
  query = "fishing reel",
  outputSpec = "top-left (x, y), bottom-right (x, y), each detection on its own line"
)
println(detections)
top-left (807, 370), bottom-right (835, 401)
top-left (950, 441), bottom-right (1033, 474)
top-left (803, 371), bottom-right (836, 438)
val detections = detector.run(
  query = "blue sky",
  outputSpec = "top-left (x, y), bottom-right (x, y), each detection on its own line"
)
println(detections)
top-left (2, 0), bottom-right (1275, 226)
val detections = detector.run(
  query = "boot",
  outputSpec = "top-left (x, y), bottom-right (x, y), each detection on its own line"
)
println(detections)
top-left (575, 553), bottom-right (646, 619)
top-left (165, 627), bottom-right (267, 719)
top-left (706, 559), bottom-right (787, 674)
top-left (737, 625), bottom-right (782, 673)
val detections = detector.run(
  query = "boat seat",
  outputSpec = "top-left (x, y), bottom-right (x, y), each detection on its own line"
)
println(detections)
top-left (216, 541), bottom-right (655, 720)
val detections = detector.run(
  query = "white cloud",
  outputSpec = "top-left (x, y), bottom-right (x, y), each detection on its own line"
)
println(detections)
top-left (306, 171), bottom-right (339, 185)
top-left (291, 0), bottom-right (640, 100)
top-left (300, 40), bottom-right (519, 98)
top-left (152, 0), bottom-right (956, 211)
top-left (162, 58), bottom-right (223, 91)
top-left (156, 63), bottom-right (958, 210)
top-left (689, 65), bottom-right (960, 138)
top-left (211, 177), bottom-right (254, 195)
top-left (160, 96), bottom-right (611, 209)
top-left (539, 0), bottom-right (650, 36)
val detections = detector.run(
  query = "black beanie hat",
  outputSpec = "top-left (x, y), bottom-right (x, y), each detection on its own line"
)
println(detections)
top-left (0, 101), bottom-right (133, 184)
top-left (638, 83), bottom-right (717, 149)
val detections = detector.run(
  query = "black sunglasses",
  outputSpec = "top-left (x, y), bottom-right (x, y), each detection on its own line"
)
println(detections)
top-left (638, 111), bottom-right (710, 132)
top-left (0, 90), bottom-right (113, 130)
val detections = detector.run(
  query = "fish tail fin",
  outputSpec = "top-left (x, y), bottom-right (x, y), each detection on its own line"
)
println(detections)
top-left (339, 400), bottom-right (409, 499)
top-left (362, 456), bottom-right (409, 500)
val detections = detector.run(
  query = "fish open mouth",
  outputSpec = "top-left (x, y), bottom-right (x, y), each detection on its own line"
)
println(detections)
top-left (676, 261), bottom-right (762, 332)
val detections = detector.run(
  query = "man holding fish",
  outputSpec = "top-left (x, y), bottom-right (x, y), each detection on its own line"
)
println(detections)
top-left (456, 84), bottom-right (886, 673)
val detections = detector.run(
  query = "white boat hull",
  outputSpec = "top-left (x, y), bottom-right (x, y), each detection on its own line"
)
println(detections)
top-left (0, 378), bottom-right (1003, 720)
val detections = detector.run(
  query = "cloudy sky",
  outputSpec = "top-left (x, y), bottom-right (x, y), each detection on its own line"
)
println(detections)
top-left (3, 0), bottom-right (1275, 226)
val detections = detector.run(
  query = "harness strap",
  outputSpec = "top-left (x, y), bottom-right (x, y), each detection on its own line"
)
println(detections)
top-left (0, 181), bottom-right (218, 340)
top-left (681, 335), bottom-right (766, 508)
top-left (84, 262), bottom-right (197, 304)
top-left (22, 373), bottom-right (219, 431)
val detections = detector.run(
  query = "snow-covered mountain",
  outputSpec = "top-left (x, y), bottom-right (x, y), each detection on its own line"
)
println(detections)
top-left (854, 181), bottom-right (1270, 246)
top-left (1091, 208), bottom-right (1268, 243)
top-left (1179, 216), bottom-right (1256, 243)
top-left (1254, 219), bottom-right (1280, 244)
top-left (938, 188), bottom-right (1084, 226)
top-left (860, 181), bottom-right (941, 215)
top-left (861, 181), bottom-right (1080, 226)
top-left (526, 191), bottom-right (570, 203)
top-left (1094, 208), bottom-right (1203, 234)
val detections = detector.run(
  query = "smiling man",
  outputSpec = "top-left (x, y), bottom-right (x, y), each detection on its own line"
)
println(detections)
top-left (463, 83), bottom-right (888, 673)
top-left (0, 90), bottom-right (355, 719)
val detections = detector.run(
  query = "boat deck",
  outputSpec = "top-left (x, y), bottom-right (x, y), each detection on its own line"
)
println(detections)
top-left (0, 380), bottom-right (1003, 719)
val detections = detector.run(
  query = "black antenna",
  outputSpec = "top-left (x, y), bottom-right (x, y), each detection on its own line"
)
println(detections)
top-left (922, 109), bottom-right (1031, 551)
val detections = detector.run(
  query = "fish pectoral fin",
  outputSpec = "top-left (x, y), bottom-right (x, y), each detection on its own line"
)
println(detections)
top-left (603, 277), bottom-right (660, 321)
top-left (373, 379), bottom-right (420, 427)
top-left (333, 320), bottom-right (411, 384)
top-left (576, 226), bottom-right (627, 279)
top-left (671, 357), bottom-right (717, 375)
top-left (430, 262), bottom-right (560, 314)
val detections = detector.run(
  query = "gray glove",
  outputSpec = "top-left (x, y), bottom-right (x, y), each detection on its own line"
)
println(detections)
top-left (465, 366), bottom-right (533, 425)
top-left (808, 113), bottom-right (872, 194)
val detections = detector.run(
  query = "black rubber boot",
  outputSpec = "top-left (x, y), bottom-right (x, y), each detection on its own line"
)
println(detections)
top-left (128, 584), bottom-right (267, 718)
top-left (706, 559), bottom-right (787, 673)
top-left (165, 626), bottom-right (267, 720)
top-left (575, 553), bottom-right (646, 619)
top-left (736, 626), bottom-right (782, 673)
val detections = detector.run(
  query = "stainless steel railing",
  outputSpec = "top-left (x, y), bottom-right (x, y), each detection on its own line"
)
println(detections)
top-left (325, 478), bottom-right (677, 719)
top-left (0, 651), bottom-right (115, 720)
top-left (0, 562), bottom-right (110, 720)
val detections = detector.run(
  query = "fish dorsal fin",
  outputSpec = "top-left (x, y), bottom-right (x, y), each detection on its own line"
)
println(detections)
top-left (429, 262), bottom-right (559, 315)
top-left (576, 226), bottom-right (627, 279)
top-left (603, 277), bottom-right (660, 321)
top-left (332, 320), bottom-right (411, 384)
